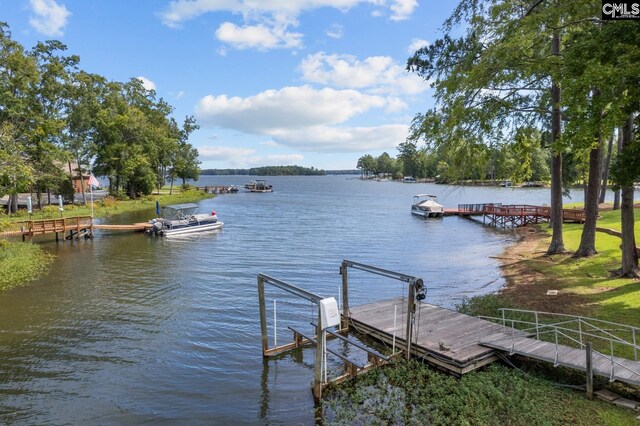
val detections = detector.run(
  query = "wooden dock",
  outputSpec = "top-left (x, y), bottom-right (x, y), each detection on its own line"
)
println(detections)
top-left (349, 298), bottom-right (528, 374)
top-left (444, 203), bottom-right (586, 228)
top-left (0, 217), bottom-right (152, 240)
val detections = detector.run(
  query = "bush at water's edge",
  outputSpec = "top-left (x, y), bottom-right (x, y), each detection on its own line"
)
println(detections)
top-left (0, 241), bottom-right (54, 291)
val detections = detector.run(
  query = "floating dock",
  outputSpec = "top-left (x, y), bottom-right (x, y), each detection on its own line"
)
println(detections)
top-left (349, 298), bottom-right (526, 375)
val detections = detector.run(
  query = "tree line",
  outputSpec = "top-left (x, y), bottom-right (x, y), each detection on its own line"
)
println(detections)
top-left (359, 2), bottom-right (639, 277)
top-left (201, 165), bottom-right (325, 176)
top-left (0, 22), bottom-right (201, 212)
top-left (358, 138), bottom-right (551, 183)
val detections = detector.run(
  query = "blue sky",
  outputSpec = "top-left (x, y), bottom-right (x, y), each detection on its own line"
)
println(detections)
top-left (1, 0), bottom-right (454, 170)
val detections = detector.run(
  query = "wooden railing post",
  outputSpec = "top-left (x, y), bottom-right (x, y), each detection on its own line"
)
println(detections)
top-left (313, 314), bottom-right (324, 402)
top-left (586, 342), bottom-right (593, 400)
top-left (340, 262), bottom-right (349, 331)
top-left (258, 276), bottom-right (269, 356)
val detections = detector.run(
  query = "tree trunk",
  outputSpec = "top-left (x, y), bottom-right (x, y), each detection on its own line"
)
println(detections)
top-left (10, 193), bottom-right (18, 214)
top-left (613, 129), bottom-right (622, 210)
top-left (599, 132), bottom-right (614, 204)
top-left (547, 32), bottom-right (565, 255)
top-left (618, 114), bottom-right (639, 277)
top-left (77, 156), bottom-right (87, 206)
top-left (169, 178), bottom-right (174, 195)
top-left (575, 136), bottom-right (603, 257)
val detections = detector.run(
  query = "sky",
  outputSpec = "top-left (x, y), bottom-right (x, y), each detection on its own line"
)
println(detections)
top-left (1, 0), bottom-right (456, 170)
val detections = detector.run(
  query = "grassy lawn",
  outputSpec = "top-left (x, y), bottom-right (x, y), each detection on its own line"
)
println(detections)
top-left (524, 208), bottom-right (640, 325)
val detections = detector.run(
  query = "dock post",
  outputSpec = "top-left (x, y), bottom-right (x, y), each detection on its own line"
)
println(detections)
top-left (340, 262), bottom-right (349, 331)
top-left (313, 315), bottom-right (324, 402)
top-left (586, 342), bottom-right (593, 400)
top-left (257, 276), bottom-right (269, 356)
top-left (405, 283), bottom-right (415, 360)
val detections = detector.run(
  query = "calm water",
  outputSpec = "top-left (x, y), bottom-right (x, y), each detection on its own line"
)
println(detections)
top-left (0, 176), bottom-right (586, 424)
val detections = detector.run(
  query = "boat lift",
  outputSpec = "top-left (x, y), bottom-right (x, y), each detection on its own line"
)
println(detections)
top-left (257, 260), bottom-right (425, 400)
top-left (340, 260), bottom-right (426, 360)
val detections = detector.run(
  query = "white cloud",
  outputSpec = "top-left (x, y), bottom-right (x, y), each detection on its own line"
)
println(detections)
top-left (270, 124), bottom-right (408, 152)
top-left (195, 85), bottom-right (388, 133)
top-left (29, 0), bottom-right (70, 37)
top-left (194, 85), bottom-right (410, 153)
top-left (299, 52), bottom-right (426, 96)
top-left (389, 0), bottom-right (417, 21)
top-left (160, 1), bottom-right (417, 27)
top-left (408, 38), bottom-right (429, 54)
top-left (325, 23), bottom-right (344, 39)
top-left (215, 21), bottom-right (303, 50)
top-left (160, 1), bottom-right (417, 50)
top-left (136, 76), bottom-right (157, 91)
top-left (198, 145), bottom-right (303, 167)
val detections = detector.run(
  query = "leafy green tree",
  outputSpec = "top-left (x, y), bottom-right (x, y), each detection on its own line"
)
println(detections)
top-left (356, 154), bottom-right (377, 178)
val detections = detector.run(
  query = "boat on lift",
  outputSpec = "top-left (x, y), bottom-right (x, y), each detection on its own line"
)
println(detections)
top-left (411, 194), bottom-right (444, 218)
top-left (148, 203), bottom-right (223, 236)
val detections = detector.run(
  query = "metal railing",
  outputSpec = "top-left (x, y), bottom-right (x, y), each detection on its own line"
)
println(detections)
top-left (479, 308), bottom-right (640, 382)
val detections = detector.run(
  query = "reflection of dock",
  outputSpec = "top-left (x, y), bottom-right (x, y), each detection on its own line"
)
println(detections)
top-left (444, 203), bottom-right (586, 228)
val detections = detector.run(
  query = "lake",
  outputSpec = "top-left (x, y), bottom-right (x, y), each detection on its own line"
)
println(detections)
top-left (0, 176), bottom-right (586, 424)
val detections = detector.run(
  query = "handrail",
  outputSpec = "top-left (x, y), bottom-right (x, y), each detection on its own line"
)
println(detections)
top-left (481, 311), bottom-right (640, 384)
top-left (497, 308), bottom-right (640, 333)
top-left (481, 308), bottom-right (640, 364)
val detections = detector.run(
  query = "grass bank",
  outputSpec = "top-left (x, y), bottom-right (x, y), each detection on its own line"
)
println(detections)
top-left (0, 187), bottom-right (213, 291)
top-left (478, 207), bottom-right (640, 326)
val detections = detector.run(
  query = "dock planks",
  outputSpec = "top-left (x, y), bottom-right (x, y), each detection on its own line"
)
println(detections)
top-left (349, 299), bottom-right (528, 374)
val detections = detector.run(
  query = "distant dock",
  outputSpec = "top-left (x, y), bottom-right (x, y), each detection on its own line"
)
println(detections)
top-left (197, 185), bottom-right (239, 194)
top-left (444, 203), bottom-right (586, 228)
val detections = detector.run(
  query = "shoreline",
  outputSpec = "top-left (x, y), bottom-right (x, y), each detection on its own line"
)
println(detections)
top-left (495, 225), bottom-right (591, 315)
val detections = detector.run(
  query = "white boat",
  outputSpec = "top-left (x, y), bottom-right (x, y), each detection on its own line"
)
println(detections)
top-left (148, 203), bottom-right (223, 236)
top-left (244, 179), bottom-right (273, 193)
top-left (411, 194), bottom-right (444, 218)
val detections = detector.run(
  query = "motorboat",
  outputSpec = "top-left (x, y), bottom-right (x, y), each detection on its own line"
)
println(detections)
top-left (244, 179), bottom-right (273, 193)
top-left (148, 203), bottom-right (223, 236)
top-left (411, 194), bottom-right (444, 218)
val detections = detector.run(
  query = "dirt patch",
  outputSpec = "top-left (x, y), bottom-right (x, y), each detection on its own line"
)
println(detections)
top-left (496, 226), bottom-right (593, 315)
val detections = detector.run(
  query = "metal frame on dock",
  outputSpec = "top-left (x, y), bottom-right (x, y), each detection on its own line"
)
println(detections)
top-left (257, 270), bottom-right (398, 401)
top-left (340, 260), bottom-right (425, 360)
